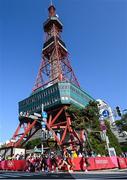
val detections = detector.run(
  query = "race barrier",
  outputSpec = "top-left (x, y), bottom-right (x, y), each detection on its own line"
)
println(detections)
top-left (0, 157), bottom-right (127, 171)
top-left (117, 157), bottom-right (127, 169)
top-left (0, 160), bottom-right (26, 171)
top-left (72, 157), bottom-right (119, 171)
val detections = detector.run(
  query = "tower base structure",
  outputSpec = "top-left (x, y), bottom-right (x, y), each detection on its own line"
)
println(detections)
top-left (7, 82), bottom-right (94, 149)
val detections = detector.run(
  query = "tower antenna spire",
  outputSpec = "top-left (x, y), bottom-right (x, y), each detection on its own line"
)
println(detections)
top-left (50, 0), bottom-right (53, 5)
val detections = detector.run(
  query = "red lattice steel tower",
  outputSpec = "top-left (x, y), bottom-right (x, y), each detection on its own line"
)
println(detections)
top-left (6, 3), bottom-right (94, 150)
top-left (33, 5), bottom-right (80, 92)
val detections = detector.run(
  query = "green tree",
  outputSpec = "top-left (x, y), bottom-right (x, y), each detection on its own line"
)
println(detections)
top-left (105, 121), bottom-right (122, 155)
top-left (115, 113), bottom-right (127, 132)
top-left (67, 101), bottom-right (107, 155)
top-left (67, 101), bottom-right (100, 131)
top-left (25, 138), bottom-right (41, 149)
top-left (67, 101), bottom-right (122, 155)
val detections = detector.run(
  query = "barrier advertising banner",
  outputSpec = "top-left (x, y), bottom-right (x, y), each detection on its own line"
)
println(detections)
top-left (0, 160), bottom-right (26, 171)
top-left (0, 157), bottom-right (127, 171)
top-left (117, 157), bottom-right (127, 169)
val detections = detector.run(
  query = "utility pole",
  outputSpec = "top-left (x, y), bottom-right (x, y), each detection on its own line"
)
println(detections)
top-left (103, 130), bottom-right (110, 155)
top-left (100, 120), bottom-right (110, 156)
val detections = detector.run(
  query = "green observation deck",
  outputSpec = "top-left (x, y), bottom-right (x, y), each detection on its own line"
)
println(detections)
top-left (19, 82), bottom-right (94, 114)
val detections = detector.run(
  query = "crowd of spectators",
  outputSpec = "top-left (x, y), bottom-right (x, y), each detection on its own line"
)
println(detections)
top-left (0, 152), bottom-right (25, 161)
top-left (25, 149), bottom-right (74, 172)
top-left (0, 148), bottom-right (127, 173)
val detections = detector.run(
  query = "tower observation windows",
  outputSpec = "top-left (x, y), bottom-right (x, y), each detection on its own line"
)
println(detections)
top-left (43, 16), bottom-right (63, 32)
top-left (19, 83), bottom-right (75, 114)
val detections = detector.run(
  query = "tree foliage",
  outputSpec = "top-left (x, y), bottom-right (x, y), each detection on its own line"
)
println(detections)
top-left (115, 113), bottom-right (127, 132)
top-left (25, 138), bottom-right (57, 150)
top-left (25, 138), bottom-right (42, 149)
top-left (105, 121), bottom-right (122, 155)
top-left (67, 101), bottom-right (122, 155)
top-left (67, 101), bottom-right (100, 131)
top-left (67, 101), bottom-right (107, 155)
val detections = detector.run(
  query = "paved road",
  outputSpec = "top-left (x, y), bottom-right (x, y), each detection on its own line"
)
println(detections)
top-left (0, 170), bottom-right (127, 179)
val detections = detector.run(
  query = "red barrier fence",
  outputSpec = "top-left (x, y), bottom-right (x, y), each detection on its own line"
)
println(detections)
top-left (125, 158), bottom-right (127, 166)
top-left (72, 157), bottom-right (120, 171)
top-left (0, 160), bottom-right (26, 171)
top-left (117, 157), bottom-right (127, 169)
top-left (0, 157), bottom-right (127, 171)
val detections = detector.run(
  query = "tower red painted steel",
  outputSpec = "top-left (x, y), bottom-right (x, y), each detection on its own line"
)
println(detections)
top-left (33, 5), bottom-right (80, 92)
top-left (7, 3), bottom-right (85, 149)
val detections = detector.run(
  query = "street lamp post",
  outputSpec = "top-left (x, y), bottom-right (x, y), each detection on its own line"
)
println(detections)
top-left (103, 130), bottom-right (110, 155)
top-left (100, 119), bottom-right (111, 156)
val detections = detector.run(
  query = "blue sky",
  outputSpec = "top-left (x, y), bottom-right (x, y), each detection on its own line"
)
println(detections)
top-left (0, 0), bottom-right (127, 143)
